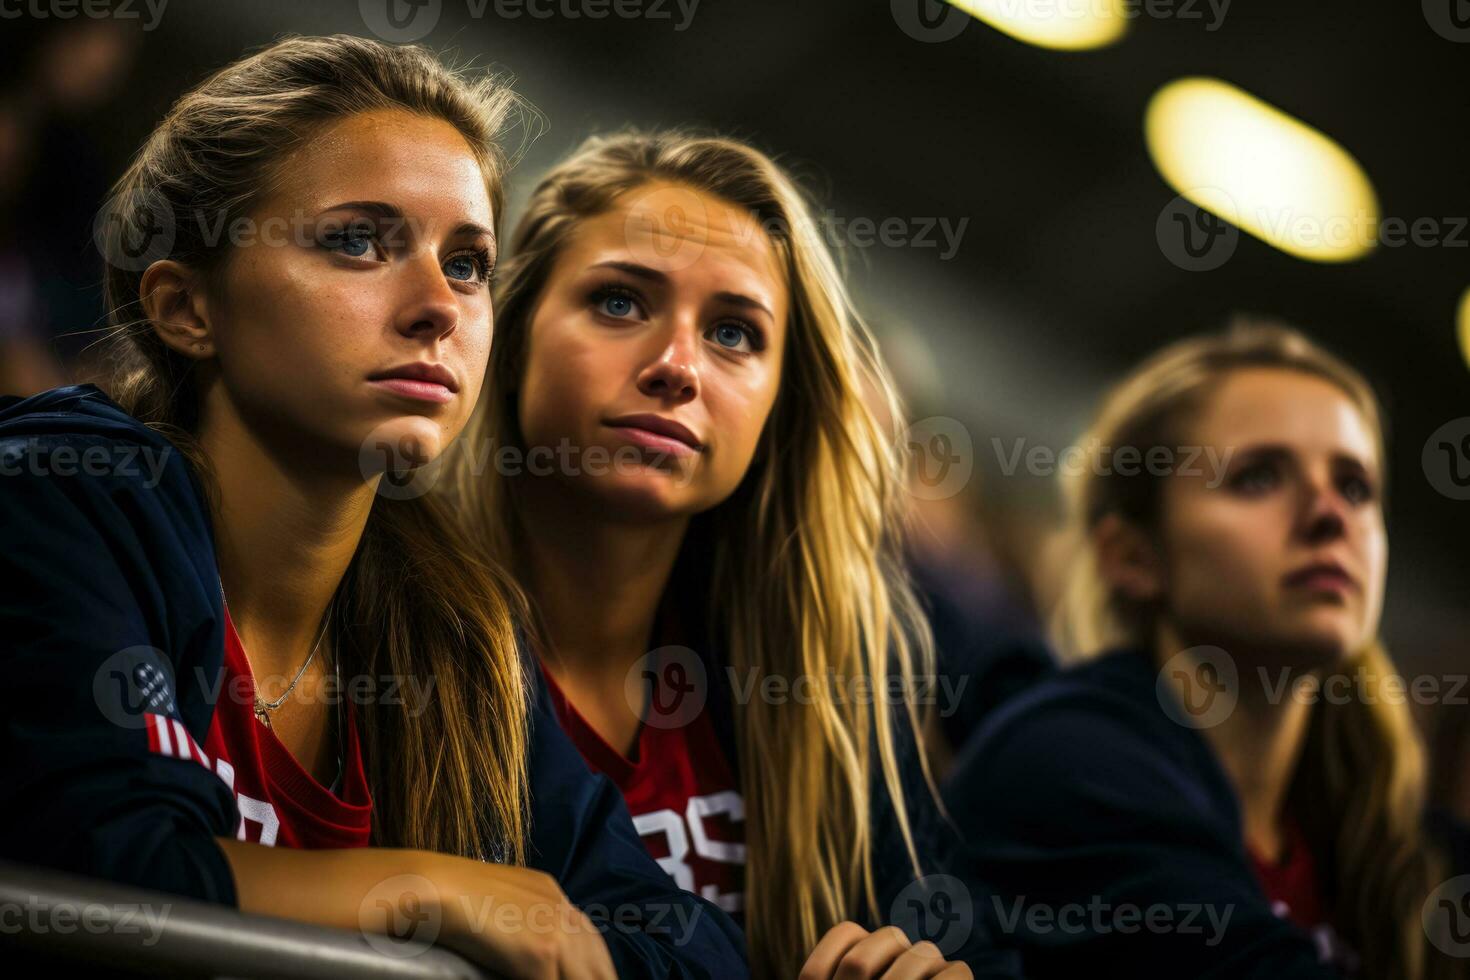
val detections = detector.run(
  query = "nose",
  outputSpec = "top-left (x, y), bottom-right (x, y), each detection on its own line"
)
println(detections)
top-left (392, 253), bottom-right (460, 342)
top-left (1297, 467), bottom-right (1348, 545)
top-left (636, 318), bottom-right (700, 404)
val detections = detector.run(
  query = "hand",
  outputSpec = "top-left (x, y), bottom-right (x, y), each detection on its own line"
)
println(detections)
top-left (798, 922), bottom-right (972, 980)
top-left (433, 855), bottom-right (616, 980)
top-left (218, 840), bottom-right (615, 979)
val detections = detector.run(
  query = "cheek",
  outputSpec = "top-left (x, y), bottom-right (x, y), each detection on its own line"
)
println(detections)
top-left (704, 369), bottom-right (779, 476)
top-left (1166, 496), bottom-right (1281, 606)
top-left (457, 339), bottom-right (490, 409)
top-left (453, 306), bottom-right (493, 404)
top-left (222, 249), bottom-right (372, 383)
top-left (517, 324), bottom-right (608, 445)
top-left (1356, 513), bottom-right (1389, 615)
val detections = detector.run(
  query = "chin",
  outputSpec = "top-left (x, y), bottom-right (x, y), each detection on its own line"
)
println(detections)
top-left (584, 473), bottom-right (701, 523)
top-left (1271, 616), bottom-right (1361, 669)
top-left (358, 415), bottom-right (447, 476)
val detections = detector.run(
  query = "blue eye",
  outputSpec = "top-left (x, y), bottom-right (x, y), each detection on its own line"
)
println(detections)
top-left (590, 285), bottom-right (643, 319)
top-left (322, 224), bottom-right (377, 259)
top-left (338, 233), bottom-right (372, 257)
top-left (590, 283), bottom-right (649, 320)
top-left (708, 321), bottom-right (758, 352)
top-left (602, 293), bottom-right (634, 317)
top-left (445, 255), bottom-right (477, 282)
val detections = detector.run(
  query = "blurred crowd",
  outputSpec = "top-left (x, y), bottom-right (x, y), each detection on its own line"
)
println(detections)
top-left (0, 19), bottom-right (140, 396)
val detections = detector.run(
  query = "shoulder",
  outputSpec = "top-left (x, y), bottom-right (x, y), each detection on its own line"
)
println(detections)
top-left (956, 648), bottom-right (1172, 762)
top-left (0, 385), bottom-right (220, 677)
top-left (1, 384), bottom-right (170, 445)
top-left (0, 384), bottom-right (210, 537)
top-left (945, 649), bottom-right (1234, 832)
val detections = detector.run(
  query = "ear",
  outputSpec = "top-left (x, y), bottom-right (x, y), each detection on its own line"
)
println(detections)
top-left (139, 260), bottom-right (215, 360)
top-left (1093, 511), bottom-right (1164, 603)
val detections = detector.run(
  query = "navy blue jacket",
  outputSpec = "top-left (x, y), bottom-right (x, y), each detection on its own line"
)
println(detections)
top-left (0, 385), bottom-right (746, 978)
top-left (945, 646), bottom-right (1353, 978)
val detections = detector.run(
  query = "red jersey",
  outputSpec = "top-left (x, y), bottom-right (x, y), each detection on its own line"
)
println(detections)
top-left (542, 664), bottom-right (745, 917)
top-left (1249, 820), bottom-right (1356, 970)
top-left (144, 606), bottom-right (373, 849)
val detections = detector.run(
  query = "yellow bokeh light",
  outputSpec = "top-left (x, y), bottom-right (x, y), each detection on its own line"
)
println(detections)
top-left (1458, 286), bottom-right (1470, 374)
top-left (948, 0), bottom-right (1128, 51)
top-left (1145, 77), bottom-right (1379, 263)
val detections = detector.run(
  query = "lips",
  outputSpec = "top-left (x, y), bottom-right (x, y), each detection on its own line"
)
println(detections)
top-left (604, 413), bottom-right (704, 454)
top-left (1282, 559), bottom-right (1358, 594)
top-left (367, 362), bottom-right (460, 404)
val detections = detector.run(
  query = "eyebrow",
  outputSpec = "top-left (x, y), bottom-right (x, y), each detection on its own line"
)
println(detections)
top-left (1231, 443), bottom-right (1378, 474)
top-left (321, 200), bottom-right (497, 257)
top-left (590, 260), bottom-right (775, 319)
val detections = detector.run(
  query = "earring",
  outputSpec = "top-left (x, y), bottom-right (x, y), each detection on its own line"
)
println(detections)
top-left (195, 343), bottom-right (205, 352)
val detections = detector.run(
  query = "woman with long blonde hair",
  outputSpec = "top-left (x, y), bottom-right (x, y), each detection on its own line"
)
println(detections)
top-left (945, 321), bottom-right (1464, 979)
top-left (0, 36), bottom-right (743, 978)
top-left (446, 130), bottom-right (1001, 977)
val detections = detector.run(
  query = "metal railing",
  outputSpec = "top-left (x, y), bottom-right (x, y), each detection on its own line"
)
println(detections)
top-left (0, 859), bottom-right (490, 978)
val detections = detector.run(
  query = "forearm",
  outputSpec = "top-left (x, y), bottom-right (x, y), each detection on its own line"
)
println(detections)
top-left (216, 837), bottom-right (616, 979)
top-left (217, 837), bottom-right (442, 931)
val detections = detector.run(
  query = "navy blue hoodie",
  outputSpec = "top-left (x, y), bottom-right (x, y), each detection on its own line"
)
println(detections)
top-left (0, 385), bottom-right (746, 978)
top-left (944, 646), bottom-right (1469, 979)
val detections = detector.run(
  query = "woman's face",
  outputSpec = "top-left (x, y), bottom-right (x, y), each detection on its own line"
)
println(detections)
top-left (1155, 367), bottom-right (1387, 667)
top-left (202, 109), bottom-right (496, 471)
top-left (515, 181), bottom-right (789, 520)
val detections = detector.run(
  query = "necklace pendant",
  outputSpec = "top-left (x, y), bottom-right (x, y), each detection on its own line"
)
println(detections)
top-left (253, 698), bottom-right (272, 729)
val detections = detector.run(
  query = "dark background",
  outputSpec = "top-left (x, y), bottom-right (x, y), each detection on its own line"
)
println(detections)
top-left (2, 1), bottom-right (1465, 723)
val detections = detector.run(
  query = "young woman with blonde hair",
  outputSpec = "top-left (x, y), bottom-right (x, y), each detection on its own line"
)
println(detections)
top-left (945, 321), bottom-right (1466, 979)
top-left (0, 36), bottom-right (742, 978)
top-left (445, 130), bottom-right (1010, 978)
